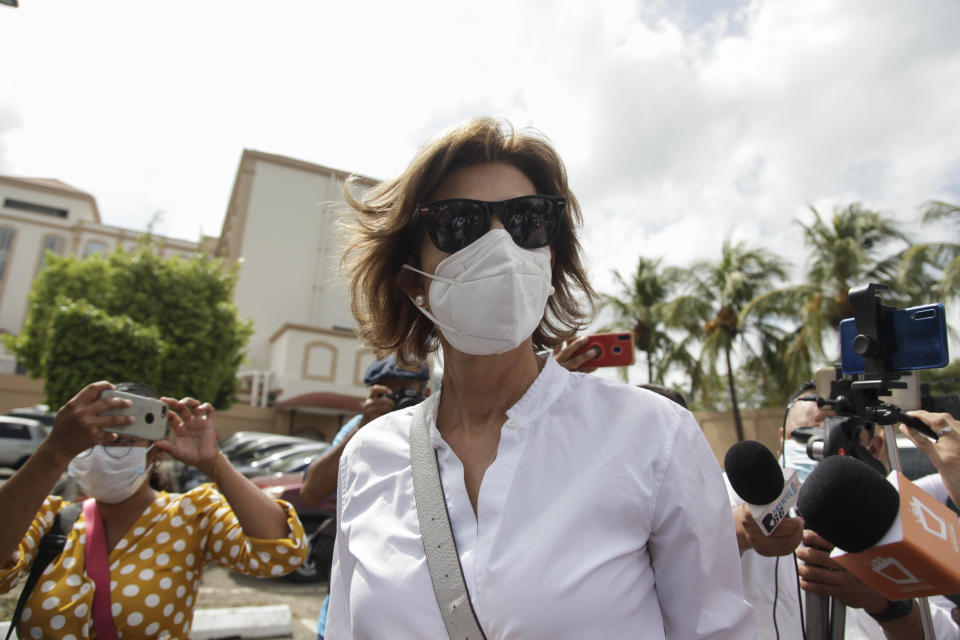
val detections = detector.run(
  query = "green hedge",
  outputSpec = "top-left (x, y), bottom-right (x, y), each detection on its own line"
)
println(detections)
top-left (3, 240), bottom-right (253, 410)
top-left (44, 298), bottom-right (165, 408)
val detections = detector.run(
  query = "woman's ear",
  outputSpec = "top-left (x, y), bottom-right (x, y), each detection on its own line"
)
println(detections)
top-left (398, 267), bottom-right (424, 303)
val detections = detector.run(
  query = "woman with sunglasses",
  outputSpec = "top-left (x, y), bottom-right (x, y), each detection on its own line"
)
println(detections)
top-left (325, 118), bottom-right (754, 639)
top-left (0, 380), bottom-right (308, 639)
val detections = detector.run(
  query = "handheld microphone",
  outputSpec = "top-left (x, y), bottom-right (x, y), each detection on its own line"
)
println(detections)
top-left (797, 455), bottom-right (960, 599)
top-left (725, 440), bottom-right (801, 535)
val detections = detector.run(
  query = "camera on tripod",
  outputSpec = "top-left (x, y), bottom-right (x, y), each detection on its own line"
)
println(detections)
top-left (803, 283), bottom-right (949, 471)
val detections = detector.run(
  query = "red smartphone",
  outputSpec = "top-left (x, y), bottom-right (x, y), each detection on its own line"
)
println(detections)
top-left (574, 331), bottom-right (636, 368)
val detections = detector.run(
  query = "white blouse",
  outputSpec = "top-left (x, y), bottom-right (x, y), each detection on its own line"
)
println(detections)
top-left (326, 356), bottom-right (755, 639)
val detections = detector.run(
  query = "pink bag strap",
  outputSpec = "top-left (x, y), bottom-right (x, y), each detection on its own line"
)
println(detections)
top-left (82, 498), bottom-right (119, 640)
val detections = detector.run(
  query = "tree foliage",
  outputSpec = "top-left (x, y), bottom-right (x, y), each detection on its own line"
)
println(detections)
top-left (43, 298), bottom-right (165, 408)
top-left (602, 256), bottom-right (686, 383)
top-left (2, 241), bottom-right (253, 409)
top-left (666, 240), bottom-right (789, 439)
top-left (601, 199), bottom-right (958, 425)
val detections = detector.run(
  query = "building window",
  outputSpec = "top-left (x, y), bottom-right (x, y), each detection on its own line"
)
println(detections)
top-left (3, 198), bottom-right (68, 218)
top-left (36, 234), bottom-right (66, 273)
top-left (82, 240), bottom-right (108, 257)
top-left (43, 234), bottom-right (65, 255)
top-left (0, 226), bottom-right (14, 281)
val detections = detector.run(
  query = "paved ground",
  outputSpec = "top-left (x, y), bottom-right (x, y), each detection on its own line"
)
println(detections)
top-left (0, 562), bottom-right (328, 639)
top-left (195, 565), bottom-right (327, 639)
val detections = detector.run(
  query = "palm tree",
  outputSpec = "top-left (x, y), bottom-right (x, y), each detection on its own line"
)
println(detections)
top-left (664, 240), bottom-right (788, 441)
top-left (602, 257), bottom-right (684, 383)
top-left (897, 201), bottom-right (960, 303)
top-left (743, 203), bottom-right (910, 371)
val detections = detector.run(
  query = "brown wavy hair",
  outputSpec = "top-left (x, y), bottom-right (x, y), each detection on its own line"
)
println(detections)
top-left (340, 117), bottom-right (596, 366)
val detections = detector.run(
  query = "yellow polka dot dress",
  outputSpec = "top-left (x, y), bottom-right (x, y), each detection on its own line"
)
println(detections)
top-left (0, 484), bottom-right (308, 639)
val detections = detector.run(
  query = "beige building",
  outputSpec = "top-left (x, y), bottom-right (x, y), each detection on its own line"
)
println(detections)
top-left (0, 151), bottom-right (399, 442)
top-left (214, 149), bottom-right (388, 439)
top-left (0, 175), bottom-right (212, 372)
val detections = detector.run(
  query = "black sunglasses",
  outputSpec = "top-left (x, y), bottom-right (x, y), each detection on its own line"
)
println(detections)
top-left (412, 195), bottom-right (565, 254)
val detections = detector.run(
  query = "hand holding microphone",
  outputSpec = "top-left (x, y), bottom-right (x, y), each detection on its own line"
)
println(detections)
top-left (796, 454), bottom-right (960, 600)
top-left (725, 440), bottom-right (804, 556)
top-left (796, 529), bottom-right (892, 612)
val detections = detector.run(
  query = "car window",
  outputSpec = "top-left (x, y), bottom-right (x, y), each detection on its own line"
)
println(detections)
top-left (0, 422), bottom-right (31, 440)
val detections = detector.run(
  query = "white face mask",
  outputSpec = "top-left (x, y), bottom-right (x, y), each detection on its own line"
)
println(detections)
top-left (780, 439), bottom-right (817, 483)
top-left (403, 229), bottom-right (555, 355)
top-left (68, 445), bottom-right (151, 504)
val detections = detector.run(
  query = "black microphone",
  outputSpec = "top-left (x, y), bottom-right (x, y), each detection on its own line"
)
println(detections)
top-left (796, 455), bottom-right (898, 552)
top-left (725, 440), bottom-right (800, 535)
top-left (797, 455), bottom-right (960, 599)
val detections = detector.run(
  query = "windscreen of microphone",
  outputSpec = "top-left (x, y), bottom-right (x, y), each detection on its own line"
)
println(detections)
top-left (796, 455), bottom-right (900, 553)
top-left (724, 440), bottom-right (784, 505)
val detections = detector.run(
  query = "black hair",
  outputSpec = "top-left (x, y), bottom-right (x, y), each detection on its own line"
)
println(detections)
top-left (638, 384), bottom-right (688, 409)
top-left (786, 380), bottom-right (817, 408)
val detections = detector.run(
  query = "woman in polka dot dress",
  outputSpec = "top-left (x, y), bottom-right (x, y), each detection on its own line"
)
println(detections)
top-left (0, 381), bottom-right (309, 639)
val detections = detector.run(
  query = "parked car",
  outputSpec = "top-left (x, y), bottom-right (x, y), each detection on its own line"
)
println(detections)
top-left (264, 450), bottom-right (327, 477)
top-left (226, 434), bottom-right (314, 466)
top-left (4, 404), bottom-right (56, 427)
top-left (253, 465), bottom-right (338, 583)
top-left (176, 433), bottom-right (315, 491)
top-left (218, 431), bottom-right (282, 457)
top-left (0, 415), bottom-right (49, 470)
top-left (237, 442), bottom-right (330, 478)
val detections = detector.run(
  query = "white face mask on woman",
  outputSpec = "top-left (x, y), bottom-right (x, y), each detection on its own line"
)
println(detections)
top-left (403, 229), bottom-right (555, 355)
top-left (68, 445), bottom-right (152, 504)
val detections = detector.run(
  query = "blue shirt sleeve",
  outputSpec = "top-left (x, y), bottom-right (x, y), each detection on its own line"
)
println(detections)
top-left (331, 414), bottom-right (363, 448)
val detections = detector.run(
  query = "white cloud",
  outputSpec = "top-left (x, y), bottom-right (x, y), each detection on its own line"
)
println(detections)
top-left (0, 0), bottom-right (957, 297)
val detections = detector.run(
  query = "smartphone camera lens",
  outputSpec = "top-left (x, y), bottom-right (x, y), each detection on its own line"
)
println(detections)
top-left (145, 412), bottom-right (154, 424)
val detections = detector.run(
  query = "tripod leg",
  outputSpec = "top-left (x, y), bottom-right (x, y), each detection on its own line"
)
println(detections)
top-left (806, 591), bottom-right (830, 639)
top-left (829, 598), bottom-right (846, 640)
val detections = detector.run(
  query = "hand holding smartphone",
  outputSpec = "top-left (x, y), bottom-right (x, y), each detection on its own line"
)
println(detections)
top-left (100, 389), bottom-right (169, 440)
top-left (573, 332), bottom-right (636, 369)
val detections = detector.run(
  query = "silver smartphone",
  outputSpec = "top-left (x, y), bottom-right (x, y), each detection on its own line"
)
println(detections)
top-left (814, 366), bottom-right (920, 412)
top-left (100, 389), bottom-right (169, 440)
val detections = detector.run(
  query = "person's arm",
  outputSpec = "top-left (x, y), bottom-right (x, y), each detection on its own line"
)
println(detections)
top-left (300, 385), bottom-right (396, 503)
top-left (0, 381), bottom-right (133, 567)
top-left (732, 502), bottom-right (804, 557)
top-left (797, 530), bottom-right (922, 639)
top-left (157, 397), bottom-right (288, 540)
top-left (900, 410), bottom-right (960, 507)
top-left (300, 418), bottom-right (361, 504)
top-left (649, 412), bottom-right (756, 637)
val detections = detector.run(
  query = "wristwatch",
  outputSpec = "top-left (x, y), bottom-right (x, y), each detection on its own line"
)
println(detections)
top-left (867, 598), bottom-right (914, 622)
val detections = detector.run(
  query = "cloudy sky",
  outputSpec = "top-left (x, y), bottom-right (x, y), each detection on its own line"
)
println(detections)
top-left (2, 0), bottom-right (958, 344)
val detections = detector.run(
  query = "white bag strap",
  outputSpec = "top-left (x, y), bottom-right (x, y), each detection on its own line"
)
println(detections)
top-left (409, 394), bottom-right (487, 640)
